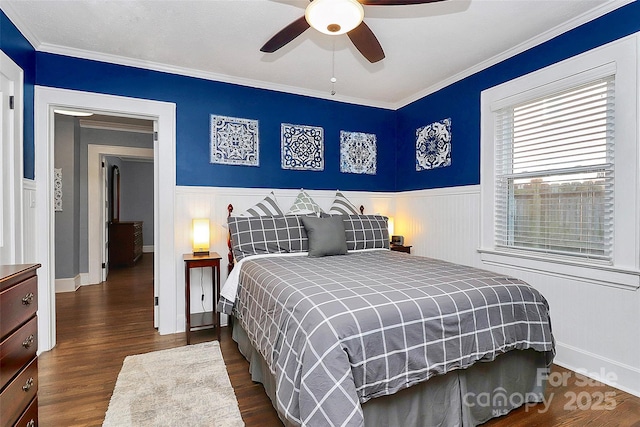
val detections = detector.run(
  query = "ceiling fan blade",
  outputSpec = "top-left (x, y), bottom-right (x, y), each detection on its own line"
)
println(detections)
top-left (348, 22), bottom-right (385, 63)
top-left (358, 0), bottom-right (446, 5)
top-left (260, 16), bottom-right (310, 53)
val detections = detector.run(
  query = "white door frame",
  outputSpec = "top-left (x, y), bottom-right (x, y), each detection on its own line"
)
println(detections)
top-left (0, 50), bottom-right (24, 265)
top-left (35, 86), bottom-right (176, 351)
top-left (88, 145), bottom-right (154, 285)
top-left (101, 156), bottom-right (109, 283)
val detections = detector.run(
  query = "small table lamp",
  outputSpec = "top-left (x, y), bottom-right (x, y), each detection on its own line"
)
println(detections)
top-left (192, 218), bottom-right (210, 256)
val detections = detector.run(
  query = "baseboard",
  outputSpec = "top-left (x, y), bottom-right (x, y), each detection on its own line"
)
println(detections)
top-left (143, 245), bottom-right (154, 253)
top-left (79, 273), bottom-right (90, 286)
top-left (55, 274), bottom-right (82, 293)
top-left (554, 341), bottom-right (640, 398)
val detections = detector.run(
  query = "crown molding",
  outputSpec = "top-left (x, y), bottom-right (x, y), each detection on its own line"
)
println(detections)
top-left (0, 1), bottom-right (41, 49)
top-left (393, 0), bottom-right (634, 109)
top-left (37, 42), bottom-right (396, 110)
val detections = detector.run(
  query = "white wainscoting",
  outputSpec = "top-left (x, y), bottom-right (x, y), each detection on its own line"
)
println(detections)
top-left (395, 185), bottom-right (482, 268)
top-left (22, 179), bottom-right (37, 263)
top-left (395, 185), bottom-right (640, 397)
top-left (174, 186), bottom-right (395, 329)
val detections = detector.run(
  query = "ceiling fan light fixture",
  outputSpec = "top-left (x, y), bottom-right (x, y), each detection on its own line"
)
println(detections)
top-left (305, 0), bottom-right (364, 36)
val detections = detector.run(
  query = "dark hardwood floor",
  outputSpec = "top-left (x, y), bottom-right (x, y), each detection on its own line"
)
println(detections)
top-left (38, 254), bottom-right (640, 426)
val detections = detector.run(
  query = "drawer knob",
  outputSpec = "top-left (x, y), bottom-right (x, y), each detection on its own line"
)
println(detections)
top-left (22, 292), bottom-right (35, 305)
top-left (22, 377), bottom-right (34, 392)
top-left (26, 420), bottom-right (35, 427)
top-left (23, 334), bottom-right (35, 348)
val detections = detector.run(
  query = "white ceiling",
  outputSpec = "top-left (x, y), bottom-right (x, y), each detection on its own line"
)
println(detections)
top-left (1, 0), bottom-right (628, 109)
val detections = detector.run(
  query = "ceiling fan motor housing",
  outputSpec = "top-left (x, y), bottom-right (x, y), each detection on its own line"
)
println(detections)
top-left (305, 0), bottom-right (365, 35)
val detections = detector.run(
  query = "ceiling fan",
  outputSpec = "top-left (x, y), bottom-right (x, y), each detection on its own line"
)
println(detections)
top-left (260, 0), bottom-right (447, 63)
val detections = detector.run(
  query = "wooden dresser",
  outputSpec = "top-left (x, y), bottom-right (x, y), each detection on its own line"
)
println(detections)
top-left (109, 221), bottom-right (143, 267)
top-left (0, 263), bottom-right (41, 427)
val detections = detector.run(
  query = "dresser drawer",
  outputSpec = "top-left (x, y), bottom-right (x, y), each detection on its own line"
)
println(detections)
top-left (0, 276), bottom-right (37, 338)
top-left (0, 357), bottom-right (37, 427)
top-left (13, 396), bottom-right (38, 427)
top-left (1, 316), bottom-right (38, 389)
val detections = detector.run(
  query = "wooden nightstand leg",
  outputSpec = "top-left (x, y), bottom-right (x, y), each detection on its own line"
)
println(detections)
top-left (185, 263), bottom-right (191, 345)
top-left (215, 263), bottom-right (221, 342)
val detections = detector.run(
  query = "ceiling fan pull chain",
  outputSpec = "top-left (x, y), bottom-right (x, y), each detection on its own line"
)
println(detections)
top-left (331, 40), bottom-right (337, 96)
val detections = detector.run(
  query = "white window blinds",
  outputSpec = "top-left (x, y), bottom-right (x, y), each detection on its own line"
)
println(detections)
top-left (494, 76), bottom-right (614, 261)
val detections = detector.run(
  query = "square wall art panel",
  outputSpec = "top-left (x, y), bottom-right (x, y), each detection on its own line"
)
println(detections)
top-left (340, 131), bottom-right (377, 175)
top-left (416, 118), bottom-right (452, 171)
top-left (210, 115), bottom-right (259, 166)
top-left (281, 123), bottom-right (324, 171)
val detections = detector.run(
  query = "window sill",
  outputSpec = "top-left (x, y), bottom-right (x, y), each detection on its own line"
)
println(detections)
top-left (477, 248), bottom-right (640, 291)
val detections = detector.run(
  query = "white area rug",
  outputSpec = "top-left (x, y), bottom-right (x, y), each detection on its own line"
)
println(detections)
top-left (103, 342), bottom-right (244, 426)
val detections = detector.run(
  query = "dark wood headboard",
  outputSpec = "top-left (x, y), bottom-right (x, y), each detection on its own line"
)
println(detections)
top-left (226, 202), bottom-right (365, 274)
top-left (227, 204), bottom-right (234, 275)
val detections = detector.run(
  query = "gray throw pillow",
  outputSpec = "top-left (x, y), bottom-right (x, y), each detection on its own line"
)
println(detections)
top-left (301, 216), bottom-right (348, 257)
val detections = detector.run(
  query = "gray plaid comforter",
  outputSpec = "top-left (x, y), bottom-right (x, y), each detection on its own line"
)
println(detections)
top-left (220, 250), bottom-right (555, 427)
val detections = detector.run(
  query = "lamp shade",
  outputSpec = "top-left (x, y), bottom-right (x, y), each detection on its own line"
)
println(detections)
top-left (305, 0), bottom-right (364, 36)
top-left (192, 218), bottom-right (210, 255)
top-left (387, 217), bottom-right (395, 237)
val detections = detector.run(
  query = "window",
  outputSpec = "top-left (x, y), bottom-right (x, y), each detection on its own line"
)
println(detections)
top-left (480, 35), bottom-right (639, 289)
top-left (494, 76), bottom-right (614, 261)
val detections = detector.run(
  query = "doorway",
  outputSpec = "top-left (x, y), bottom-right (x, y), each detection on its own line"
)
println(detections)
top-left (35, 87), bottom-right (177, 352)
top-left (52, 113), bottom-right (155, 292)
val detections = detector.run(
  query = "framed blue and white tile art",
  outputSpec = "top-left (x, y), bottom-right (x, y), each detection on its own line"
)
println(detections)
top-left (210, 115), bottom-right (259, 166)
top-left (281, 123), bottom-right (324, 171)
top-left (416, 118), bottom-right (452, 171)
top-left (340, 131), bottom-right (377, 175)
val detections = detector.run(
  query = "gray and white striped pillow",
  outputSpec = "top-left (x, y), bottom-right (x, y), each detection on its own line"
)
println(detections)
top-left (239, 191), bottom-right (284, 217)
top-left (328, 191), bottom-right (359, 215)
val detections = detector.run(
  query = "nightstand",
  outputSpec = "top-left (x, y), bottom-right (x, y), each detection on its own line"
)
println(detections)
top-left (184, 252), bottom-right (221, 344)
top-left (390, 244), bottom-right (412, 254)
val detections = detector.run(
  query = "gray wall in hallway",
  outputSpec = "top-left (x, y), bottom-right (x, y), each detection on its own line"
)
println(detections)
top-left (54, 114), bottom-right (80, 279)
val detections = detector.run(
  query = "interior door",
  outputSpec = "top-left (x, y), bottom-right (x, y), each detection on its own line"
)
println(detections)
top-left (101, 157), bottom-right (109, 282)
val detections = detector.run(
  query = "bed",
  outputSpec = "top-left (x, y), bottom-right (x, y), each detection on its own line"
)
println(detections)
top-left (218, 195), bottom-right (555, 427)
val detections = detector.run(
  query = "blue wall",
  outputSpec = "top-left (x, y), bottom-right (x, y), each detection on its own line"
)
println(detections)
top-left (34, 53), bottom-right (397, 192)
top-left (3, 2), bottom-right (640, 191)
top-left (0, 11), bottom-right (36, 179)
top-left (395, 1), bottom-right (640, 191)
